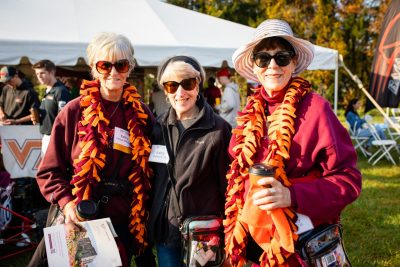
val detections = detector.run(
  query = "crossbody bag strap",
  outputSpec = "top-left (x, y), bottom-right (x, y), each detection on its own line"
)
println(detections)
top-left (160, 124), bottom-right (183, 224)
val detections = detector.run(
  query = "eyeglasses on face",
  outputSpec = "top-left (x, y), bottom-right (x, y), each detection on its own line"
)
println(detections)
top-left (95, 59), bottom-right (130, 74)
top-left (253, 51), bottom-right (294, 68)
top-left (162, 77), bottom-right (198, 94)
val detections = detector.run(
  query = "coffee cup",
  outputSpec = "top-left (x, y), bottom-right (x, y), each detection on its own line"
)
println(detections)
top-left (249, 163), bottom-right (274, 193)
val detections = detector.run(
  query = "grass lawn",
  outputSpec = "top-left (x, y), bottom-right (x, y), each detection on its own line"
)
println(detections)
top-left (341, 156), bottom-right (400, 267)
top-left (1, 152), bottom-right (399, 267)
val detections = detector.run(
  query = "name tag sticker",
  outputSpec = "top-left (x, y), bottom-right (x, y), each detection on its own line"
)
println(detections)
top-left (113, 127), bottom-right (131, 154)
top-left (295, 213), bottom-right (314, 234)
top-left (149, 145), bottom-right (169, 164)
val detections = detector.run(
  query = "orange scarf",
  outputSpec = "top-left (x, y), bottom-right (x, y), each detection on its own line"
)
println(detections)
top-left (224, 77), bottom-right (312, 266)
top-left (70, 80), bottom-right (152, 253)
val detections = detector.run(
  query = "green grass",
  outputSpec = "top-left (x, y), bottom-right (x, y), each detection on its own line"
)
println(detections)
top-left (341, 157), bottom-right (400, 267)
top-left (1, 154), bottom-right (400, 267)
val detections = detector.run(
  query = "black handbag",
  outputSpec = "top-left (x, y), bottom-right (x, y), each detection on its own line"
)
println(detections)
top-left (296, 224), bottom-right (352, 267)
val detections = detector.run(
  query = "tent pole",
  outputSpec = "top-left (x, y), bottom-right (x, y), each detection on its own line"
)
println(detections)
top-left (334, 61), bottom-right (339, 114)
top-left (340, 55), bottom-right (400, 134)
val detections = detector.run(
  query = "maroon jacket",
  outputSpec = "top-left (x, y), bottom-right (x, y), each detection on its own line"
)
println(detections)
top-left (229, 90), bottom-right (362, 226)
top-left (36, 97), bottom-right (154, 225)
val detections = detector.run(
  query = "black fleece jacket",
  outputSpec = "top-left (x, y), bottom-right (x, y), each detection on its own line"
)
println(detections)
top-left (148, 96), bottom-right (231, 247)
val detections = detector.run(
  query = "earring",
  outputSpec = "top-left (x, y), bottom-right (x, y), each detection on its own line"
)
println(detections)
top-left (197, 94), bottom-right (200, 101)
top-left (165, 97), bottom-right (170, 104)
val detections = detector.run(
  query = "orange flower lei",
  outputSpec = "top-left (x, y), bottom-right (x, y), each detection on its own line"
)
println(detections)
top-left (70, 79), bottom-right (152, 253)
top-left (224, 77), bottom-right (312, 266)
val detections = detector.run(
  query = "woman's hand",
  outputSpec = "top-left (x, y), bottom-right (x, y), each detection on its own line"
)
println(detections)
top-left (252, 177), bottom-right (291, 210)
top-left (63, 201), bottom-right (79, 224)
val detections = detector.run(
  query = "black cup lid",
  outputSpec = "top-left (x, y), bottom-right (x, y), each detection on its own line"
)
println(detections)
top-left (249, 163), bottom-right (274, 176)
top-left (76, 200), bottom-right (97, 219)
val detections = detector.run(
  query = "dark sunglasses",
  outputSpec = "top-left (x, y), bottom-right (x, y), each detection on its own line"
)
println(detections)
top-left (95, 59), bottom-right (130, 74)
top-left (163, 77), bottom-right (198, 94)
top-left (253, 51), bottom-right (294, 68)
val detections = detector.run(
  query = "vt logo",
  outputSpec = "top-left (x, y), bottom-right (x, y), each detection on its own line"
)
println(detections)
top-left (4, 139), bottom-right (42, 170)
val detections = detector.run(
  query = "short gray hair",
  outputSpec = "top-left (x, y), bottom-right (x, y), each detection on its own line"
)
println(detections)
top-left (86, 32), bottom-right (136, 77)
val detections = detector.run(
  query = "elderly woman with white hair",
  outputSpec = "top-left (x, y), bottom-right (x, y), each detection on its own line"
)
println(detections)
top-left (224, 19), bottom-right (361, 266)
top-left (148, 55), bottom-right (231, 266)
top-left (32, 32), bottom-right (156, 266)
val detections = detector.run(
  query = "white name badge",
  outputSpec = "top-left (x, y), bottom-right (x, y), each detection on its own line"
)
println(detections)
top-left (113, 127), bottom-right (131, 154)
top-left (295, 213), bottom-right (314, 234)
top-left (149, 145), bottom-right (170, 164)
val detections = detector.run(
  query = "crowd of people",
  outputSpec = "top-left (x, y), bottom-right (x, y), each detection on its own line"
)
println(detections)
top-left (0, 18), bottom-right (365, 267)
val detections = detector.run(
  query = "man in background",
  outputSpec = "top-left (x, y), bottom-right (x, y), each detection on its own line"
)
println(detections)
top-left (32, 60), bottom-right (71, 154)
top-left (215, 68), bottom-right (240, 128)
top-left (0, 66), bottom-right (40, 125)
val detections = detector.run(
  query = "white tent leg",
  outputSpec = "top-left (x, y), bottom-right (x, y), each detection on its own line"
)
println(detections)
top-left (334, 64), bottom-right (339, 114)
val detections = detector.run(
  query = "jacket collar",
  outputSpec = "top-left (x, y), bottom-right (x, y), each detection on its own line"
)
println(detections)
top-left (159, 94), bottom-right (215, 130)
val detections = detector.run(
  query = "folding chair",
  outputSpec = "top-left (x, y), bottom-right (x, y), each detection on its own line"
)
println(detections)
top-left (382, 116), bottom-right (400, 156)
top-left (390, 108), bottom-right (400, 123)
top-left (346, 121), bottom-right (370, 157)
top-left (367, 122), bottom-right (397, 165)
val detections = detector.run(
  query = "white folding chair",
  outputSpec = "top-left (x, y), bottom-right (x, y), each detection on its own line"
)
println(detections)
top-left (385, 117), bottom-right (400, 141)
top-left (346, 121), bottom-right (370, 157)
top-left (390, 108), bottom-right (400, 123)
top-left (367, 122), bottom-right (397, 165)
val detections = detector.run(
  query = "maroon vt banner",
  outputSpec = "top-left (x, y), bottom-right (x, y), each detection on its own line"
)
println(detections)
top-left (366, 0), bottom-right (400, 111)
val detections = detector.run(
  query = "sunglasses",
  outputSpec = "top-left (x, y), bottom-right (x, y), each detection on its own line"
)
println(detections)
top-left (95, 59), bottom-right (130, 74)
top-left (253, 51), bottom-right (294, 68)
top-left (163, 77), bottom-right (198, 94)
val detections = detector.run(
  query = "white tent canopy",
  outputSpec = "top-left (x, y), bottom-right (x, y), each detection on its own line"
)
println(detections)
top-left (0, 0), bottom-right (339, 111)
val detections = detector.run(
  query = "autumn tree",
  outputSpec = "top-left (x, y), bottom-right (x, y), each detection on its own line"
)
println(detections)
top-left (166, 0), bottom-right (392, 106)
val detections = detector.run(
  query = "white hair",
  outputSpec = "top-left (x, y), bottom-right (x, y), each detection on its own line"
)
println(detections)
top-left (86, 32), bottom-right (136, 78)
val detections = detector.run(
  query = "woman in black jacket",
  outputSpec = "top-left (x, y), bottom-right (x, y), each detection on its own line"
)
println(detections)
top-left (148, 55), bottom-right (232, 266)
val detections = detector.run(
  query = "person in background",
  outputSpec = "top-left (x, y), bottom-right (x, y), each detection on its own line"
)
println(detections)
top-left (345, 98), bottom-right (386, 148)
top-left (215, 68), bottom-right (240, 128)
top-left (32, 60), bottom-right (71, 154)
top-left (0, 82), bottom-right (6, 97)
top-left (0, 66), bottom-right (40, 125)
top-left (148, 55), bottom-right (231, 267)
top-left (203, 76), bottom-right (221, 111)
top-left (150, 81), bottom-right (170, 116)
top-left (224, 19), bottom-right (361, 266)
top-left (31, 32), bottom-right (156, 267)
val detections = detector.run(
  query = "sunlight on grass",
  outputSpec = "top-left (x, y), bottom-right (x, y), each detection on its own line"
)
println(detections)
top-left (341, 152), bottom-right (400, 267)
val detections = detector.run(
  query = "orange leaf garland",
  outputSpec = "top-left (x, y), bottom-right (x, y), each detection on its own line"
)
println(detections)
top-left (71, 80), bottom-right (152, 254)
top-left (224, 77), bottom-right (311, 266)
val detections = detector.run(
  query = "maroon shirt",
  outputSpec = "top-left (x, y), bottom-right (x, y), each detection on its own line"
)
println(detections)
top-left (36, 97), bottom-right (154, 225)
top-left (203, 85), bottom-right (221, 108)
top-left (229, 90), bottom-right (362, 226)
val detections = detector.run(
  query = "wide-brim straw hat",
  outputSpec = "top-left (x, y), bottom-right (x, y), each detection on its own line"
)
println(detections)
top-left (232, 19), bottom-right (315, 81)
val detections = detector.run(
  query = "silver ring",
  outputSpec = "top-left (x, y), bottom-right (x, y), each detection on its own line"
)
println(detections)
top-left (269, 187), bottom-right (276, 194)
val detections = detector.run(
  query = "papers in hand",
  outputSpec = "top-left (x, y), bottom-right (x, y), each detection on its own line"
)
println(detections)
top-left (43, 218), bottom-right (122, 267)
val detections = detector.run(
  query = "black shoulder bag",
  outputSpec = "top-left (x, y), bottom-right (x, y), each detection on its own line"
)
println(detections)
top-left (161, 125), bottom-right (225, 267)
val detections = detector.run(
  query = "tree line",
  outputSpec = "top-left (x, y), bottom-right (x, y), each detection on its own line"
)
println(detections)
top-left (167, 0), bottom-right (390, 107)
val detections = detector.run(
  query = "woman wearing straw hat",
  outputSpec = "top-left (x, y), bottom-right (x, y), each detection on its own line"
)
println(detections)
top-left (224, 19), bottom-right (361, 266)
